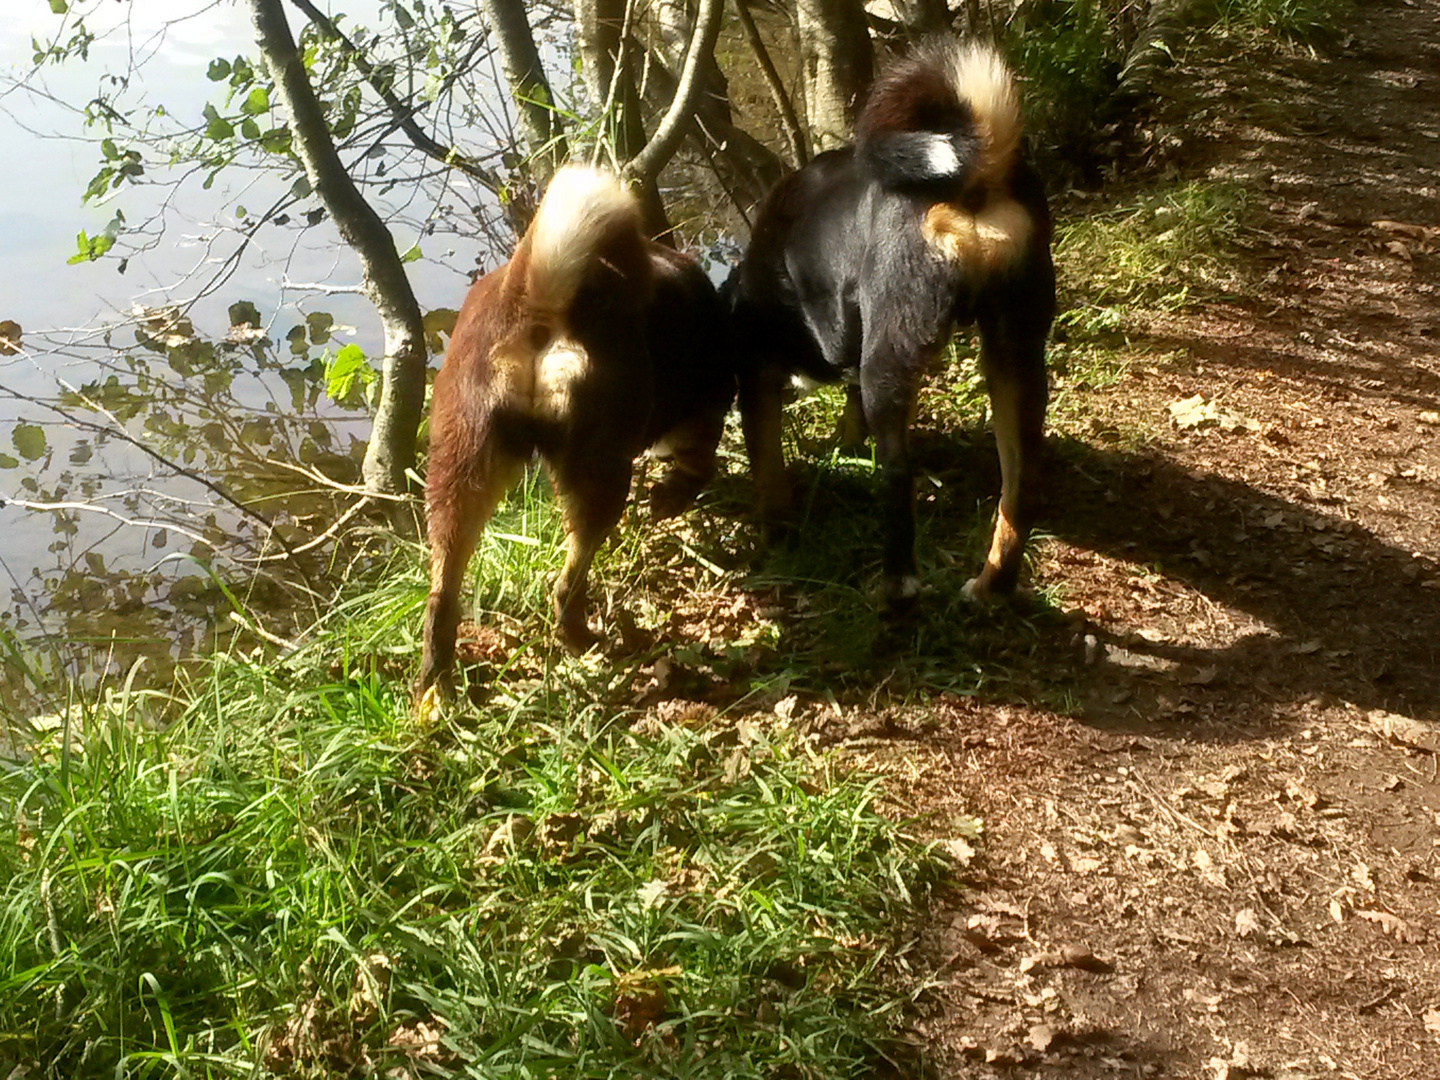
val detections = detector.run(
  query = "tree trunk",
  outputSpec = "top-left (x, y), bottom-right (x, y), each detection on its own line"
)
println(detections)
top-left (1116, 0), bottom-right (1195, 102)
top-left (623, 0), bottom-right (728, 186)
top-left (252, 0), bottom-right (426, 497)
top-left (795, 0), bottom-right (873, 151)
top-left (479, 0), bottom-right (567, 186)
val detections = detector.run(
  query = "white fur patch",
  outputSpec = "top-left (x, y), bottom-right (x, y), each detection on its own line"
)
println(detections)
top-left (526, 165), bottom-right (640, 318)
top-left (896, 574), bottom-right (922, 600)
top-left (533, 336), bottom-right (589, 418)
top-left (947, 43), bottom-right (1021, 181)
top-left (790, 372), bottom-right (823, 395)
top-left (922, 134), bottom-right (961, 178)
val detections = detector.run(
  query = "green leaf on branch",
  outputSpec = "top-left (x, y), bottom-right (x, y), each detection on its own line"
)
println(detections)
top-left (207, 58), bottom-right (231, 81)
top-left (240, 118), bottom-right (261, 140)
top-left (202, 103), bottom-right (233, 141)
top-left (0, 453), bottom-right (19, 470)
top-left (240, 87), bottom-right (270, 115)
top-left (12, 423), bottom-right (48, 462)
top-left (323, 343), bottom-right (376, 406)
top-left (400, 243), bottom-right (422, 264)
top-left (257, 126), bottom-right (291, 155)
top-left (68, 229), bottom-right (113, 264)
top-left (49, 0), bottom-right (68, 13)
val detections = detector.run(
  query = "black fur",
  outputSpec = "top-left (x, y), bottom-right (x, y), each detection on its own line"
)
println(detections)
top-left (728, 40), bottom-right (1056, 608)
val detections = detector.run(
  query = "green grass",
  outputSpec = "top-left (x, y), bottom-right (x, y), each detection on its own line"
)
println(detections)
top-left (0, 554), bottom-right (949, 1079)
top-left (1198, 0), bottom-right (1350, 42)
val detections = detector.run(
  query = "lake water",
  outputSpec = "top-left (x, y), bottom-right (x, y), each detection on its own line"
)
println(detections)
top-left (0, 1), bottom-right (498, 695)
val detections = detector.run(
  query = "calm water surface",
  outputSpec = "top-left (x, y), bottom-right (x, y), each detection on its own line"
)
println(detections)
top-left (0, 2), bottom-right (490, 689)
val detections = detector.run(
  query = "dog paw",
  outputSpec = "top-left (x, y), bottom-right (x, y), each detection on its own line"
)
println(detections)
top-left (558, 620), bottom-right (601, 654)
top-left (961, 576), bottom-right (990, 603)
top-left (883, 574), bottom-right (923, 617)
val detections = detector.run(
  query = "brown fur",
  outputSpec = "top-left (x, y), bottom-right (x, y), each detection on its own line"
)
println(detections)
top-left (418, 168), bottom-right (734, 697)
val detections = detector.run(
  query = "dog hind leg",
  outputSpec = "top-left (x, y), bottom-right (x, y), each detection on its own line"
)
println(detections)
top-left (965, 316), bottom-right (1047, 600)
top-left (860, 358), bottom-right (922, 612)
top-left (649, 412), bottom-right (724, 520)
top-left (418, 450), bottom-right (520, 697)
top-left (548, 454), bottom-right (634, 651)
top-left (738, 361), bottom-right (792, 524)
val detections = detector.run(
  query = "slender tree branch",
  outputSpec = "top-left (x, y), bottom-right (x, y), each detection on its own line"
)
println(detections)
top-left (1, 498), bottom-right (218, 551)
top-left (623, 0), bottom-right (725, 184)
top-left (286, 0), bottom-right (504, 194)
top-left (255, 0), bottom-right (427, 497)
top-left (734, 0), bottom-right (808, 168)
top-left (478, 0), bottom-right (568, 182)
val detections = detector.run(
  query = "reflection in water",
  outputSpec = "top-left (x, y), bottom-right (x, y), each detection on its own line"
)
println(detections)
top-left (0, 305), bottom-right (419, 715)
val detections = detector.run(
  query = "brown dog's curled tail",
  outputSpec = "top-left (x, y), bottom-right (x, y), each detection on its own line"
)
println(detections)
top-left (523, 165), bottom-right (647, 326)
top-left (855, 40), bottom-right (1021, 193)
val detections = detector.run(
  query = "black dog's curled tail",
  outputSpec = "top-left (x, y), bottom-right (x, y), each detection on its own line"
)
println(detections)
top-left (856, 39), bottom-right (1021, 193)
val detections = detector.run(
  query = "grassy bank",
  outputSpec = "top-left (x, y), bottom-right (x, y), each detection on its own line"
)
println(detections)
top-left (0, 545), bottom-right (955, 1078)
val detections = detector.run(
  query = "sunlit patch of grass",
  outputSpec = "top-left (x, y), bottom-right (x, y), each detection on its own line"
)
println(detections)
top-left (1055, 181), bottom-right (1248, 338)
top-left (1196, 0), bottom-right (1349, 42)
top-left (0, 572), bottom-right (946, 1078)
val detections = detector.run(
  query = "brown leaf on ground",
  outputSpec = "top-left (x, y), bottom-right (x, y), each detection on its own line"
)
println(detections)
top-left (612, 966), bottom-right (682, 1041)
top-left (1234, 908), bottom-right (1261, 939)
top-left (1356, 909), bottom-right (1427, 944)
top-left (1027, 1023), bottom-right (1059, 1052)
top-left (387, 1018), bottom-right (449, 1063)
top-left (1369, 710), bottom-right (1440, 752)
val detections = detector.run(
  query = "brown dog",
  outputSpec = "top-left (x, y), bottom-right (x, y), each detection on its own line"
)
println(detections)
top-left (417, 166), bottom-right (734, 696)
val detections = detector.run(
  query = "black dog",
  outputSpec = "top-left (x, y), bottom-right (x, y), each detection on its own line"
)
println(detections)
top-left (727, 39), bottom-right (1055, 609)
top-left (418, 166), bottom-right (734, 697)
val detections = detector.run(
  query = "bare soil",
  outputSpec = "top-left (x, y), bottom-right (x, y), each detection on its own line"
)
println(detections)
top-left (876, 2), bottom-right (1440, 1075)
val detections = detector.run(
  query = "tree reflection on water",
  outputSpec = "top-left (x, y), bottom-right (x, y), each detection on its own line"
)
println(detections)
top-left (1, 300), bottom-right (434, 715)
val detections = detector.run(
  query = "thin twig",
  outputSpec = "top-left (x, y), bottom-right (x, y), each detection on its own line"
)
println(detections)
top-left (1, 498), bottom-right (218, 551)
top-left (287, 0), bottom-right (504, 192)
top-left (733, 0), bottom-right (807, 168)
top-left (624, 0), bottom-right (725, 184)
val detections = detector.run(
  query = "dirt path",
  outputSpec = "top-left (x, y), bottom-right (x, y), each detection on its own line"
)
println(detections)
top-left (886, 2), bottom-right (1440, 1075)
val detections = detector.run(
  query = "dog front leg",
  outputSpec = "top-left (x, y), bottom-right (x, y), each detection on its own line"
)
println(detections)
top-left (837, 383), bottom-right (870, 453)
top-left (860, 362), bottom-right (920, 612)
top-left (738, 362), bottom-right (791, 524)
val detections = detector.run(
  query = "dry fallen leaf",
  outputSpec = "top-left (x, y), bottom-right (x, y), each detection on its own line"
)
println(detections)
top-left (1234, 908), bottom-right (1261, 939)
top-left (1027, 1023), bottom-right (1057, 1052)
top-left (1356, 909), bottom-right (1426, 944)
top-left (1423, 1008), bottom-right (1440, 1036)
top-left (1370, 710), bottom-right (1440, 752)
top-left (938, 837), bottom-right (976, 867)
